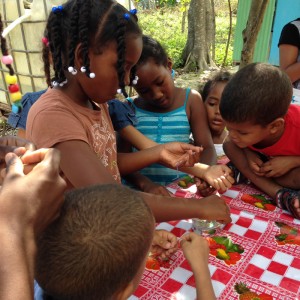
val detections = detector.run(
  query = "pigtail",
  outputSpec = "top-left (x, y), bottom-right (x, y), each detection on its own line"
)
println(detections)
top-left (78, 0), bottom-right (94, 78)
top-left (47, 6), bottom-right (66, 86)
top-left (42, 36), bottom-right (51, 87)
top-left (67, 0), bottom-right (81, 74)
top-left (116, 16), bottom-right (127, 97)
top-left (0, 14), bottom-right (23, 113)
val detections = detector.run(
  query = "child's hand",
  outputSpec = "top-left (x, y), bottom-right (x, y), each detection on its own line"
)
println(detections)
top-left (151, 229), bottom-right (178, 259)
top-left (197, 194), bottom-right (231, 224)
top-left (244, 149), bottom-right (266, 176)
top-left (180, 232), bottom-right (209, 268)
top-left (159, 142), bottom-right (202, 168)
top-left (194, 177), bottom-right (216, 196)
top-left (260, 156), bottom-right (298, 178)
top-left (203, 165), bottom-right (234, 192)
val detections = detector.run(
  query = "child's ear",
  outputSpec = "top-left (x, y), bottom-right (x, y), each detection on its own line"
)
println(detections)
top-left (269, 117), bottom-right (284, 134)
top-left (167, 57), bottom-right (173, 72)
top-left (115, 282), bottom-right (135, 300)
top-left (74, 43), bottom-right (84, 69)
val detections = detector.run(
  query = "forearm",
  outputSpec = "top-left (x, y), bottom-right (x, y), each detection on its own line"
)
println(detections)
top-left (199, 146), bottom-right (217, 166)
top-left (280, 61), bottom-right (300, 83)
top-left (123, 172), bottom-right (152, 190)
top-left (0, 226), bottom-right (35, 300)
top-left (117, 147), bottom-right (161, 175)
top-left (193, 264), bottom-right (216, 300)
top-left (119, 126), bottom-right (157, 150)
top-left (179, 163), bottom-right (209, 178)
top-left (140, 192), bottom-right (203, 222)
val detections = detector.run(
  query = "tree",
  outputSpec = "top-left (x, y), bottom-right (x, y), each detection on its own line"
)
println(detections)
top-left (239, 0), bottom-right (269, 68)
top-left (182, 0), bottom-right (215, 72)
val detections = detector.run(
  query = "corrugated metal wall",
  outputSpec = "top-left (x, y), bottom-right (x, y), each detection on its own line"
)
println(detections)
top-left (233, 0), bottom-right (276, 64)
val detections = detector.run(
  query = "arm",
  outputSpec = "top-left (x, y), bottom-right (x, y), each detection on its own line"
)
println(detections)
top-left (0, 148), bottom-right (66, 300)
top-left (188, 90), bottom-right (217, 165)
top-left (180, 163), bottom-right (234, 192)
top-left (223, 138), bottom-right (281, 198)
top-left (51, 140), bottom-right (231, 223)
top-left (279, 44), bottom-right (300, 83)
top-left (181, 233), bottom-right (216, 300)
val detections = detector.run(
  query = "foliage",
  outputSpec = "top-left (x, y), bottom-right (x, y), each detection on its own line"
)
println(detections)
top-left (139, 4), bottom-right (237, 69)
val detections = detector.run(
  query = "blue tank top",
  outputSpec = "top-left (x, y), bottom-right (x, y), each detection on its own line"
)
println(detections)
top-left (128, 88), bottom-right (192, 185)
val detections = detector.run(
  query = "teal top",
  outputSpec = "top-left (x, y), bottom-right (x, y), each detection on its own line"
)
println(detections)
top-left (128, 88), bottom-right (192, 185)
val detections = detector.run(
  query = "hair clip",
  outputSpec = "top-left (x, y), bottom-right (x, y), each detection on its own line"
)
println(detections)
top-left (124, 13), bottom-right (130, 20)
top-left (41, 37), bottom-right (49, 47)
top-left (132, 75), bottom-right (138, 85)
top-left (129, 9), bottom-right (137, 15)
top-left (52, 5), bottom-right (63, 13)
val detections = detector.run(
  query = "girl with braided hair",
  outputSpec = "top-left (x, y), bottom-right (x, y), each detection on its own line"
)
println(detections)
top-left (26, 0), bottom-right (231, 224)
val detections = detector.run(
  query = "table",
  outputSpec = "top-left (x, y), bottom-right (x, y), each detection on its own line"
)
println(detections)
top-left (130, 179), bottom-right (300, 300)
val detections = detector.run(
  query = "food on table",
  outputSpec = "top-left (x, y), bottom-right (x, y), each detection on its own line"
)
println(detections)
top-left (241, 194), bottom-right (276, 211)
top-left (234, 282), bottom-right (273, 300)
top-left (177, 176), bottom-right (195, 188)
top-left (275, 222), bottom-right (300, 246)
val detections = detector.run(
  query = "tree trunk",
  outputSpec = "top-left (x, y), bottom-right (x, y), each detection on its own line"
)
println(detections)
top-left (239, 0), bottom-right (269, 68)
top-left (182, 0), bottom-right (215, 72)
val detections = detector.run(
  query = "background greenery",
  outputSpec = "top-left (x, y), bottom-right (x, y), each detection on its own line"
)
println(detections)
top-left (138, 1), bottom-right (238, 69)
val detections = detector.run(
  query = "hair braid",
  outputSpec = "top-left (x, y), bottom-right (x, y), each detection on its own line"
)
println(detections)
top-left (116, 17), bottom-right (127, 97)
top-left (47, 11), bottom-right (65, 85)
top-left (67, 0), bottom-right (81, 70)
top-left (78, 0), bottom-right (91, 77)
top-left (42, 42), bottom-right (51, 87)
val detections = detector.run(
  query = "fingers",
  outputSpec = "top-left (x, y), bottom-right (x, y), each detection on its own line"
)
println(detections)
top-left (5, 152), bottom-right (24, 178)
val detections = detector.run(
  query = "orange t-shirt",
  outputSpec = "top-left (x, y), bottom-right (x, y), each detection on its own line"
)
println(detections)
top-left (26, 88), bottom-right (120, 184)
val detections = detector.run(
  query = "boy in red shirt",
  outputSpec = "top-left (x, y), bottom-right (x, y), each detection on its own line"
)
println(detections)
top-left (221, 63), bottom-right (300, 219)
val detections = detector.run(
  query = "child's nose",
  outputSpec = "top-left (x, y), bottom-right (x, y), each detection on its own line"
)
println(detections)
top-left (153, 87), bottom-right (163, 100)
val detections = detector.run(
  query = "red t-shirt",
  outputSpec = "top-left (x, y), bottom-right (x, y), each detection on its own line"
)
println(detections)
top-left (249, 105), bottom-right (300, 156)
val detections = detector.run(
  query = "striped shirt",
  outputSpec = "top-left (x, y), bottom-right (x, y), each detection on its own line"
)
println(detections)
top-left (128, 88), bottom-right (192, 185)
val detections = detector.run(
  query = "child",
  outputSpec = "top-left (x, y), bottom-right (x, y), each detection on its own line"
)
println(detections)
top-left (118, 35), bottom-right (221, 191)
top-left (220, 63), bottom-right (300, 219)
top-left (25, 0), bottom-right (231, 223)
top-left (202, 70), bottom-right (232, 159)
top-left (35, 184), bottom-right (216, 300)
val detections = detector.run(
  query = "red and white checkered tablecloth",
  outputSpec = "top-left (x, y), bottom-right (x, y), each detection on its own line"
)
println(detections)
top-left (130, 181), bottom-right (300, 300)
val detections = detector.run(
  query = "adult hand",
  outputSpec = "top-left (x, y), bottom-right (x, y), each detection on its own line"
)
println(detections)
top-left (197, 194), bottom-right (231, 224)
top-left (151, 229), bottom-right (178, 259)
top-left (0, 148), bottom-right (67, 237)
top-left (0, 136), bottom-right (36, 181)
top-left (159, 142), bottom-right (202, 168)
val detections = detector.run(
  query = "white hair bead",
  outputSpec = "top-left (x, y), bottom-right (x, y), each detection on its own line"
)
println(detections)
top-left (68, 66), bottom-right (74, 73)
top-left (71, 69), bottom-right (77, 75)
top-left (89, 72), bottom-right (96, 78)
top-left (80, 66), bottom-right (86, 73)
top-left (117, 88), bottom-right (122, 94)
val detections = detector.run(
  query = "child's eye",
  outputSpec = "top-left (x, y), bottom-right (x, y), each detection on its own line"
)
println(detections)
top-left (157, 80), bottom-right (164, 86)
top-left (208, 101), bottom-right (216, 107)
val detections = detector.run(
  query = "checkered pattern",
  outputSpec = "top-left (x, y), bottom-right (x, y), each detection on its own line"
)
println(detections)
top-left (131, 181), bottom-right (300, 300)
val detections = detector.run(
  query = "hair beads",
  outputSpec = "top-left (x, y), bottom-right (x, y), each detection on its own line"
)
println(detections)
top-left (0, 14), bottom-right (22, 113)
